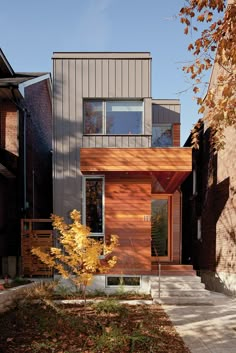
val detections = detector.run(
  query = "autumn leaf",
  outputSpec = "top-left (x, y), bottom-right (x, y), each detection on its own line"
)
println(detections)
top-left (179, 0), bottom-right (236, 149)
top-left (197, 14), bottom-right (205, 22)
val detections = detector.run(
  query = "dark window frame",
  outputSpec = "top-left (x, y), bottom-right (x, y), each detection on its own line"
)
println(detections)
top-left (83, 99), bottom-right (144, 135)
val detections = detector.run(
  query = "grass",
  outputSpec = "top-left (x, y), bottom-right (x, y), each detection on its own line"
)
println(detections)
top-left (0, 290), bottom-right (191, 353)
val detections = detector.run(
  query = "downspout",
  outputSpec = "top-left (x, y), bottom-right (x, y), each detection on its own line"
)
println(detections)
top-left (23, 108), bottom-right (27, 214)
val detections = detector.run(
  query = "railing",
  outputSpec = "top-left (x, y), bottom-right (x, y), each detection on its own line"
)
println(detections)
top-left (151, 240), bottom-right (161, 298)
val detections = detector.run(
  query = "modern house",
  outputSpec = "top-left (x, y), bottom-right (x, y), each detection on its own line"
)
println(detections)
top-left (52, 52), bottom-right (192, 289)
top-left (182, 65), bottom-right (236, 296)
top-left (0, 49), bottom-right (52, 277)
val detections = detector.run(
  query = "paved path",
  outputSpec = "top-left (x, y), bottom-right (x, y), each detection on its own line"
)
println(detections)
top-left (163, 293), bottom-right (236, 353)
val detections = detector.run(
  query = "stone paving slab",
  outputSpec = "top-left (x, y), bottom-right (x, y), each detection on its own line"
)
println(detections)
top-left (163, 295), bottom-right (236, 353)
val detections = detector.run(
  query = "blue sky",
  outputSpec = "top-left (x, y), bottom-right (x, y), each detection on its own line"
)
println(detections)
top-left (1, 0), bottom-right (211, 144)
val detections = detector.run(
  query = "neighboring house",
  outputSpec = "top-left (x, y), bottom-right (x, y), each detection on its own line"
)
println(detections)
top-left (182, 68), bottom-right (236, 296)
top-left (52, 52), bottom-right (192, 289)
top-left (0, 49), bottom-right (52, 277)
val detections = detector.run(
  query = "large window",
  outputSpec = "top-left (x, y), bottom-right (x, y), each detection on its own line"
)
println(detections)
top-left (84, 100), bottom-right (143, 135)
top-left (83, 176), bottom-right (104, 235)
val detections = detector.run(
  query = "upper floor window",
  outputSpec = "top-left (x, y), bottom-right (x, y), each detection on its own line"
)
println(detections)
top-left (152, 124), bottom-right (172, 147)
top-left (84, 100), bottom-right (143, 135)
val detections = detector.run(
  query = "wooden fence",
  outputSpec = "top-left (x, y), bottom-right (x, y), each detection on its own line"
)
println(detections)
top-left (21, 219), bottom-right (53, 277)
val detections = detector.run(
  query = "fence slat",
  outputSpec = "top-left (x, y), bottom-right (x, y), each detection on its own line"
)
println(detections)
top-left (21, 219), bottom-right (53, 277)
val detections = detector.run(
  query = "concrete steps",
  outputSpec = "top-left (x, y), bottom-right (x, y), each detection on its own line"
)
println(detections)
top-left (150, 275), bottom-right (215, 305)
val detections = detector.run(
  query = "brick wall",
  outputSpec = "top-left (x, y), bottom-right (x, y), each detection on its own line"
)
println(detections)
top-left (183, 125), bottom-right (236, 275)
top-left (0, 102), bottom-right (18, 155)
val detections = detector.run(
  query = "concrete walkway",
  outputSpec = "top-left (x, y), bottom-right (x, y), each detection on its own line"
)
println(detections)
top-left (163, 293), bottom-right (236, 353)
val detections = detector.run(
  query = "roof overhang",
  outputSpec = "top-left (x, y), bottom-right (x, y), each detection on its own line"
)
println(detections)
top-left (80, 147), bottom-right (192, 193)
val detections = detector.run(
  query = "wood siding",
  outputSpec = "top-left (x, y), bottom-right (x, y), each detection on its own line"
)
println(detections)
top-left (53, 53), bottom-right (152, 216)
top-left (80, 148), bottom-right (192, 172)
top-left (105, 177), bottom-right (151, 274)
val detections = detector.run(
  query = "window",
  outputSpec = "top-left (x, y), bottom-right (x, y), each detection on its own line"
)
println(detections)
top-left (83, 176), bottom-right (104, 235)
top-left (152, 124), bottom-right (173, 147)
top-left (106, 276), bottom-right (140, 286)
top-left (151, 197), bottom-right (169, 257)
top-left (197, 217), bottom-right (202, 241)
top-left (84, 100), bottom-right (143, 135)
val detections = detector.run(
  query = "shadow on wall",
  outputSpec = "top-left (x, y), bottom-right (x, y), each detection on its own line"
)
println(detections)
top-left (200, 270), bottom-right (236, 297)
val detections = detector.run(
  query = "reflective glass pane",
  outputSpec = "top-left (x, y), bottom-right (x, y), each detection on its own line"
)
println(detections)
top-left (106, 101), bottom-right (143, 134)
top-left (84, 101), bottom-right (103, 134)
top-left (86, 178), bottom-right (103, 233)
top-left (151, 199), bottom-right (168, 256)
top-left (152, 124), bottom-right (172, 147)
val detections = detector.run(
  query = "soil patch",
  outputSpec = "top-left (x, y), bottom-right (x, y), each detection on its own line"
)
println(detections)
top-left (0, 300), bottom-right (190, 353)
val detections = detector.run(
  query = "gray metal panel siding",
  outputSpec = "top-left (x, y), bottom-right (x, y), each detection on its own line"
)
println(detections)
top-left (95, 60), bottom-right (102, 96)
top-left (108, 60), bottom-right (116, 97)
top-left (152, 102), bottom-right (180, 124)
top-left (53, 54), bottom-right (152, 217)
top-left (115, 60), bottom-right (122, 96)
top-left (144, 98), bottom-right (152, 135)
top-left (82, 135), bottom-right (151, 148)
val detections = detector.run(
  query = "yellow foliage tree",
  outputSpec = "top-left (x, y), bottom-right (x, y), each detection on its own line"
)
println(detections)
top-left (32, 209), bottom-right (119, 300)
top-left (179, 0), bottom-right (236, 149)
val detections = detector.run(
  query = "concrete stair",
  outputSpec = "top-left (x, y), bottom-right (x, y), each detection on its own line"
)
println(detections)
top-left (150, 275), bottom-right (216, 305)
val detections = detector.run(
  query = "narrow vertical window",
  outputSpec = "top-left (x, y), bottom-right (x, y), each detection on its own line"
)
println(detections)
top-left (84, 177), bottom-right (104, 235)
top-left (197, 217), bottom-right (202, 241)
top-left (151, 198), bottom-right (169, 257)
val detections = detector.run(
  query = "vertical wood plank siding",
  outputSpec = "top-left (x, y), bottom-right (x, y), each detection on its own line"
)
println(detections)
top-left (105, 177), bottom-right (152, 274)
top-left (53, 53), bottom-right (152, 216)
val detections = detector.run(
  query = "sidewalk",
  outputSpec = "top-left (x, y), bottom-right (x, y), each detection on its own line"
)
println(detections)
top-left (163, 293), bottom-right (236, 353)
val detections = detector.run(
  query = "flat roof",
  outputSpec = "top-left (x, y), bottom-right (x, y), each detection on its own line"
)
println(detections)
top-left (52, 52), bottom-right (151, 60)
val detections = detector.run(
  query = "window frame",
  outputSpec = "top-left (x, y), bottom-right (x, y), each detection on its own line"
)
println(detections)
top-left (151, 194), bottom-right (172, 261)
top-left (83, 99), bottom-right (144, 135)
top-left (82, 175), bottom-right (105, 237)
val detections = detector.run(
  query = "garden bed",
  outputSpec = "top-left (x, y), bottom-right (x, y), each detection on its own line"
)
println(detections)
top-left (0, 297), bottom-right (191, 353)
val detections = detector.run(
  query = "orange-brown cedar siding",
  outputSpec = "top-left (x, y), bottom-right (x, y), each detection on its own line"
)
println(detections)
top-left (80, 148), bottom-right (192, 172)
top-left (105, 177), bottom-right (152, 274)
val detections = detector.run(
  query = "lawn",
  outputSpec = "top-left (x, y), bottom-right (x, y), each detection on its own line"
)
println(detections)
top-left (0, 295), bottom-right (190, 353)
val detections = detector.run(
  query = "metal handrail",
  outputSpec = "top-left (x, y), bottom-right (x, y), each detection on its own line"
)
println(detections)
top-left (152, 240), bottom-right (161, 298)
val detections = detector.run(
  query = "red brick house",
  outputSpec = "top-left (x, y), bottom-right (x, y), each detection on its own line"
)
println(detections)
top-left (0, 49), bottom-right (52, 277)
top-left (182, 65), bottom-right (236, 295)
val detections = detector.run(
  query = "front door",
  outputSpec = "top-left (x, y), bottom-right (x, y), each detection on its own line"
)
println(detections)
top-left (151, 195), bottom-right (171, 261)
